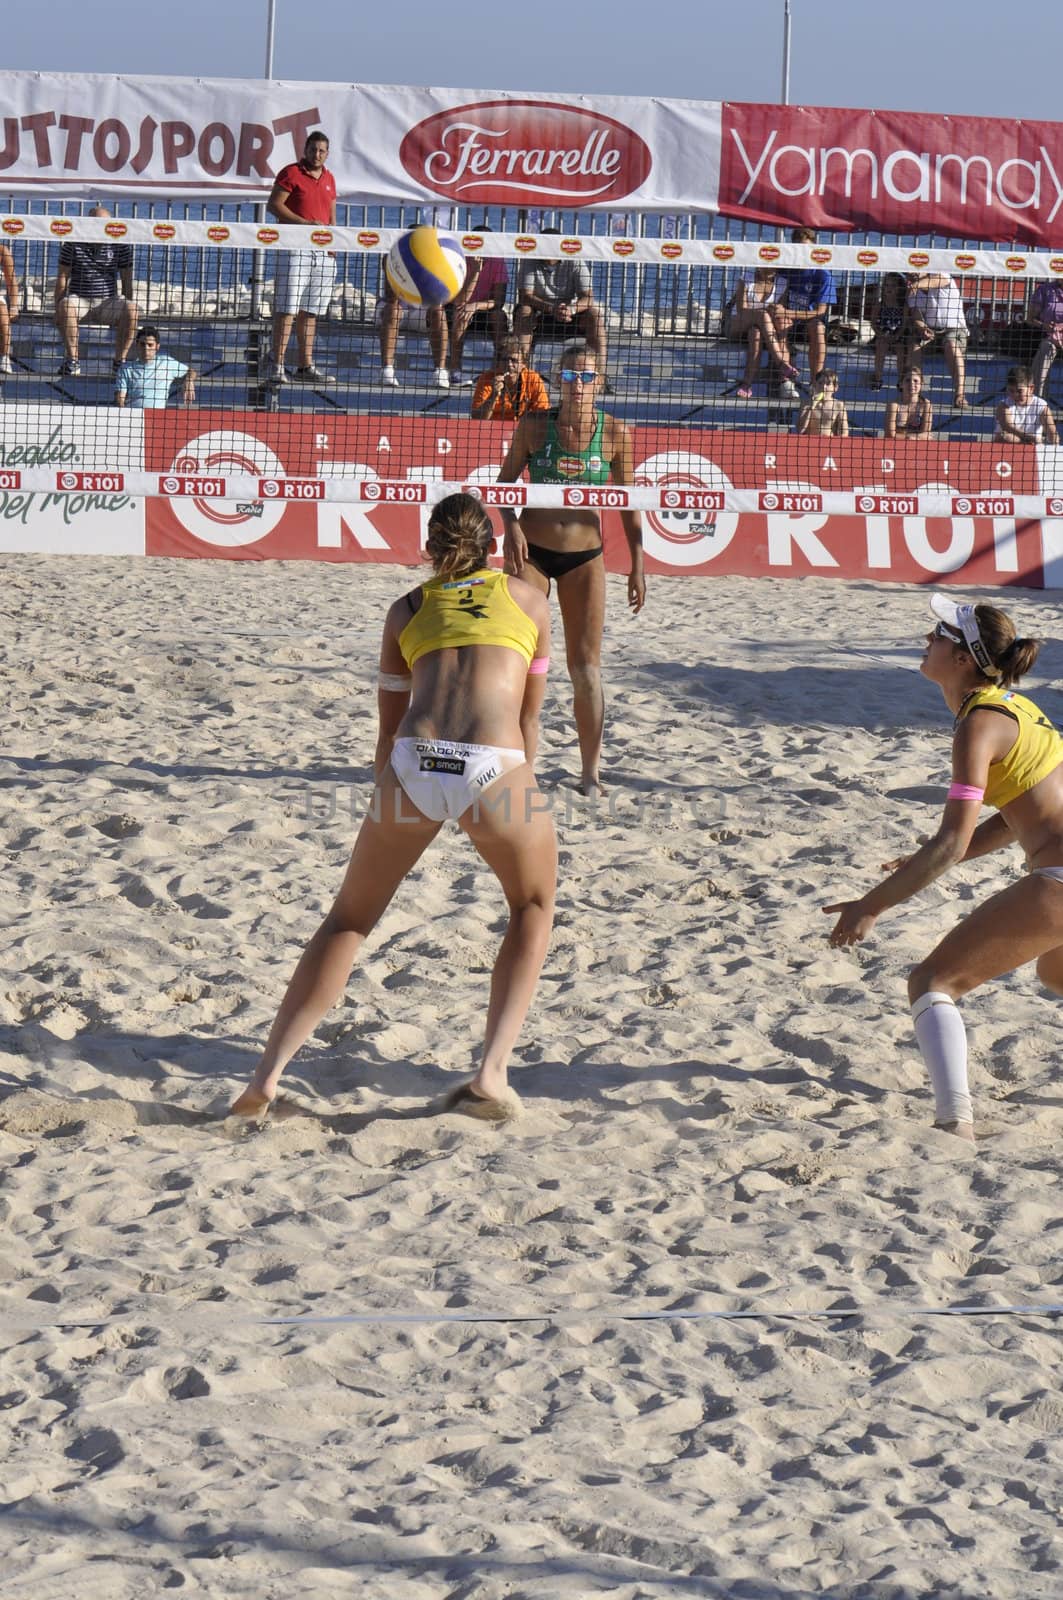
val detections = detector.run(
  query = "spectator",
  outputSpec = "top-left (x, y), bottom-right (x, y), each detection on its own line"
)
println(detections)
top-left (1029, 279), bottom-right (1063, 398)
top-left (54, 205), bottom-right (138, 377)
top-left (795, 369), bottom-right (849, 437)
top-left (514, 228), bottom-right (605, 373)
top-left (0, 242), bottom-right (18, 375)
top-left (448, 227), bottom-right (509, 387)
top-left (267, 131), bottom-right (337, 386)
top-left (884, 367), bottom-right (933, 439)
top-left (379, 278), bottom-right (451, 390)
top-left (114, 325), bottom-right (195, 408)
top-left (905, 271), bottom-right (970, 409)
top-left (727, 266), bottom-right (783, 398)
top-left (869, 272), bottom-right (908, 391)
top-left (754, 226), bottom-right (836, 388)
top-left (471, 337), bottom-right (549, 421)
top-left (995, 365), bottom-right (1058, 444)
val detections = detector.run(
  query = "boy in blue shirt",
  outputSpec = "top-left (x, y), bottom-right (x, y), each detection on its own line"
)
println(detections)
top-left (771, 226), bottom-right (836, 384)
top-left (114, 325), bottom-right (195, 408)
top-left (746, 226), bottom-right (837, 394)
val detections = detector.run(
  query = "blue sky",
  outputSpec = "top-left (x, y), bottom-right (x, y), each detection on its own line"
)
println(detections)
top-left (5, 0), bottom-right (1060, 121)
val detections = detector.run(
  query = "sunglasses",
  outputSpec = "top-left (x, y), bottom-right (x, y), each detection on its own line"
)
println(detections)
top-left (932, 621), bottom-right (963, 643)
top-left (560, 368), bottom-right (597, 384)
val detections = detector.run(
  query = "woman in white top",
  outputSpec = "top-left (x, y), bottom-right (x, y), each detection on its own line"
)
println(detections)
top-left (728, 267), bottom-right (783, 398)
top-left (995, 364), bottom-right (1059, 444)
top-left (905, 272), bottom-right (970, 409)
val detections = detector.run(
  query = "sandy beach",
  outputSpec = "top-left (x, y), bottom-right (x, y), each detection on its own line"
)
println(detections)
top-left (2, 553), bottom-right (1063, 1598)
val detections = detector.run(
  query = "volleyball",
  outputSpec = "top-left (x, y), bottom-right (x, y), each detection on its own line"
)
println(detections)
top-left (386, 225), bottom-right (467, 308)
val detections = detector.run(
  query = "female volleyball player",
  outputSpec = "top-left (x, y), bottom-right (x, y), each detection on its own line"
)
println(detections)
top-left (495, 341), bottom-right (645, 796)
top-left (232, 494), bottom-right (556, 1122)
top-left (824, 595), bottom-right (1063, 1140)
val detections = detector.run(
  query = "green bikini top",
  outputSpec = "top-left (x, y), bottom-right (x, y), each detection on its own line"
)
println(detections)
top-left (526, 409), bottom-right (611, 485)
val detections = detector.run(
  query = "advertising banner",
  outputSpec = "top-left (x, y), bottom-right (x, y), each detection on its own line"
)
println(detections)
top-left (135, 413), bottom-right (1047, 588)
top-left (720, 105), bottom-right (1063, 247)
top-left (0, 405), bottom-right (1052, 585)
top-left (0, 71), bottom-right (719, 213)
top-left (3, 71), bottom-right (1063, 243)
top-left (0, 405), bottom-right (144, 554)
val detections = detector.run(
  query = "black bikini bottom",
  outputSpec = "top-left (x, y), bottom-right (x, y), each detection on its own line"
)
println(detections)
top-left (524, 541), bottom-right (604, 582)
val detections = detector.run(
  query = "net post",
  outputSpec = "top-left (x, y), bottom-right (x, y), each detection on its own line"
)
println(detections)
top-left (245, 320), bottom-right (278, 413)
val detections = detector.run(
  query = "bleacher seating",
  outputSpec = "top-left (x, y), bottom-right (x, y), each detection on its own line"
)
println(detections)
top-left (0, 307), bottom-right (1051, 439)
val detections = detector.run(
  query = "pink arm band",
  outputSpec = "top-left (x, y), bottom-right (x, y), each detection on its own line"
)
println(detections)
top-left (528, 656), bottom-right (550, 675)
top-left (947, 782), bottom-right (985, 802)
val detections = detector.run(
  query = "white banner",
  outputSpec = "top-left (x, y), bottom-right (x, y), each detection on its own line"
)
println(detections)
top-left (5, 213), bottom-right (1063, 283)
top-left (0, 71), bottom-right (721, 211)
top-left (0, 406), bottom-right (144, 554)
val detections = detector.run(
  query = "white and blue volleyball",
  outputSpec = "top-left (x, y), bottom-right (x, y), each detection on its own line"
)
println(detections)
top-left (386, 225), bottom-right (466, 308)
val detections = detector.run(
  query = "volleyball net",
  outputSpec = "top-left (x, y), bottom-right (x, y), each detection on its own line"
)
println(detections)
top-left (3, 215), bottom-right (1063, 531)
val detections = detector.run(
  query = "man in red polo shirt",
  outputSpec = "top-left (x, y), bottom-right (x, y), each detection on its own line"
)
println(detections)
top-left (268, 130), bottom-right (338, 385)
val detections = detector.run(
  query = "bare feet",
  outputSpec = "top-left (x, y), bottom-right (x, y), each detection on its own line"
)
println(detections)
top-left (934, 1119), bottom-right (976, 1143)
top-left (230, 1086), bottom-right (273, 1118)
top-left (441, 1082), bottom-right (522, 1123)
top-left (579, 774), bottom-right (605, 798)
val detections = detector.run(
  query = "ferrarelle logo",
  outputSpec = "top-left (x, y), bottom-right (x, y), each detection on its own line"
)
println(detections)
top-left (400, 100), bottom-right (652, 205)
top-left (728, 127), bottom-right (1063, 223)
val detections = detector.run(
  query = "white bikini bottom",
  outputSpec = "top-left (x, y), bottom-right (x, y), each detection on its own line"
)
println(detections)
top-left (390, 738), bottom-right (526, 822)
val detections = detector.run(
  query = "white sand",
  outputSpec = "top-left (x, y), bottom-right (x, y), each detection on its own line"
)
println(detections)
top-left (2, 554), bottom-right (1063, 1598)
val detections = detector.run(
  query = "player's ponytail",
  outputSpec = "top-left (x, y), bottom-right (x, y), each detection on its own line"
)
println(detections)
top-left (426, 493), bottom-right (495, 582)
top-left (975, 604), bottom-right (1042, 687)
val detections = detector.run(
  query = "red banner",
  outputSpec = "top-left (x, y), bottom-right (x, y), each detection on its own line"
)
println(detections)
top-left (143, 413), bottom-right (1045, 586)
top-left (721, 105), bottom-right (1063, 246)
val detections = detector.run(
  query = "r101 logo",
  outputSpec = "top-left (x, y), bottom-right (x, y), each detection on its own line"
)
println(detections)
top-left (951, 496), bottom-right (1015, 516)
top-left (258, 478), bottom-right (326, 500)
top-left (468, 485), bottom-right (527, 506)
top-left (660, 489), bottom-right (724, 512)
top-left (359, 481), bottom-right (427, 503)
top-left (160, 475), bottom-right (226, 497)
top-left (856, 494), bottom-right (918, 515)
top-left (57, 471), bottom-right (124, 492)
top-left (563, 488), bottom-right (629, 508)
top-left (759, 491), bottom-right (822, 513)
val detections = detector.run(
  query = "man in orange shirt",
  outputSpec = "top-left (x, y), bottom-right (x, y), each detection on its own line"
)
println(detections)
top-left (471, 338), bottom-right (549, 421)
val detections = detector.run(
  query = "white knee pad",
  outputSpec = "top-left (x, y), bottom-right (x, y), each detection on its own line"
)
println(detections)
top-left (911, 990), bottom-right (973, 1124)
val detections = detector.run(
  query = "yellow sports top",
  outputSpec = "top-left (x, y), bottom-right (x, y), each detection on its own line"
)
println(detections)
top-left (398, 568), bottom-right (538, 669)
top-left (960, 684), bottom-right (1063, 808)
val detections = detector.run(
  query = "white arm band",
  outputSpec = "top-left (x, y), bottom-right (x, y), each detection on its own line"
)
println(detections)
top-left (378, 671), bottom-right (413, 692)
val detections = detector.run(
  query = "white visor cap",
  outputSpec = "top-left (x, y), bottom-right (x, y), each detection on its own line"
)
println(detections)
top-left (929, 593), bottom-right (1000, 677)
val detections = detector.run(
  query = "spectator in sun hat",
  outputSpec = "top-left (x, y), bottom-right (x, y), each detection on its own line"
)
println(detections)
top-left (114, 324), bottom-right (195, 408)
